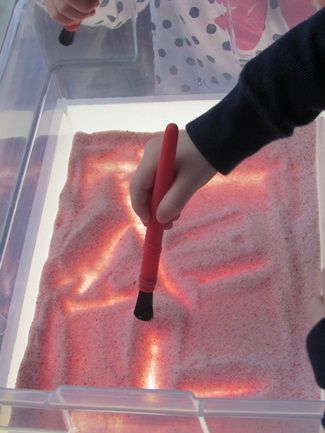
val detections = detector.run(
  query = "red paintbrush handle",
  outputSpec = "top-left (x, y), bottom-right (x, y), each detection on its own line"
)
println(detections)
top-left (64, 22), bottom-right (80, 32)
top-left (139, 123), bottom-right (179, 293)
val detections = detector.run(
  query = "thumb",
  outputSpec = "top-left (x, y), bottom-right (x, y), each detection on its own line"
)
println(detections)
top-left (156, 174), bottom-right (194, 224)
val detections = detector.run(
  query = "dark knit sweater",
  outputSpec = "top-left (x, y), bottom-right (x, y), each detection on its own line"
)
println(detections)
top-left (186, 8), bottom-right (325, 175)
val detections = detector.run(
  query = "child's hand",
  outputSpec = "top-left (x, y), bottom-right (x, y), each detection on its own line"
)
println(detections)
top-left (309, 294), bottom-right (325, 325)
top-left (130, 129), bottom-right (216, 229)
top-left (313, 0), bottom-right (325, 9)
top-left (45, 0), bottom-right (99, 26)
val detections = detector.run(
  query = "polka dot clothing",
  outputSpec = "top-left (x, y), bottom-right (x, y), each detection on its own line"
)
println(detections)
top-left (149, 0), bottom-right (240, 94)
top-left (84, 0), bottom-right (241, 93)
top-left (148, 0), bottom-right (317, 94)
top-left (39, 0), bottom-right (317, 94)
top-left (83, 0), bottom-right (151, 29)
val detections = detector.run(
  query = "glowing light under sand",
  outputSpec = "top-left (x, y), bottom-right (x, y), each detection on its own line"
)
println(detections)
top-left (13, 122), bottom-right (321, 418)
top-left (190, 383), bottom-right (264, 398)
top-left (141, 332), bottom-right (160, 390)
top-left (64, 293), bottom-right (133, 314)
top-left (208, 168), bottom-right (268, 187)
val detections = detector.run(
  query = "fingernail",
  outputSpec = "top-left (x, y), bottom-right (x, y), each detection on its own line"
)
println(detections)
top-left (157, 215), bottom-right (168, 224)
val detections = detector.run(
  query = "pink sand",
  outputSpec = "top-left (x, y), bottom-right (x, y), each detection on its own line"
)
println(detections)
top-left (16, 125), bottom-right (321, 432)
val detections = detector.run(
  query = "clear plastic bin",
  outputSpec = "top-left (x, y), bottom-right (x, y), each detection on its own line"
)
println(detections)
top-left (0, 1), bottom-right (324, 432)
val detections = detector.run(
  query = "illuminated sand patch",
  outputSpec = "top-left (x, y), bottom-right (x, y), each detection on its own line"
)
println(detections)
top-left (15, 125), bottom-right (321, 431)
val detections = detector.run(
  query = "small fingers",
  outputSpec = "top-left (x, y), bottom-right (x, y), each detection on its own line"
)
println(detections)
top-left (130, 143), bottom-right (160, 226)
top-left (309, 294), bottom-right (325, 325)
top-left (156, 174), bottom-right (193, 225)
top-left (130, 183), bottom-right (150, 226)
top-left (66, 0), bottom-right (99, 13)
top-left (163, 214), bottom-right (180, 230)
top-left (46, 0), bottom-right (96, 25)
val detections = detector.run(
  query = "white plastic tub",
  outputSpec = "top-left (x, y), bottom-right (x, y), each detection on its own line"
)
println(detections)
top-left (0, 1), bottom-right (324, 432)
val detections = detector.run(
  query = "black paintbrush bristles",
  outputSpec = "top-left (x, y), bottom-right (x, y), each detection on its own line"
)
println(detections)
top-left (134, 291), bottom-right (153, 321)
top-left (59, 28), bottom-right (75, 46)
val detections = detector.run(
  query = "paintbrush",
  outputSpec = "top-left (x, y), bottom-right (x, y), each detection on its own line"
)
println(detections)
top-left (134, 123), bottom-right (179, 321)
top-left (59, 22), bottom-right (80, 46)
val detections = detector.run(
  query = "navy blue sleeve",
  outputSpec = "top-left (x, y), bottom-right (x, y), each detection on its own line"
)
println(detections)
top-left (186, 9), bottom-right (325, 175)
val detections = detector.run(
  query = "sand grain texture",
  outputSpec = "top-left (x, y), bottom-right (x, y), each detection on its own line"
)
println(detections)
top-left (16, 125), bottom-right (321, 432)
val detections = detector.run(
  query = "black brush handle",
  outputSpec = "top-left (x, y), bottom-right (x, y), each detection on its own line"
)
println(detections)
top-left (58, 23), bottom-right (80, 46)
top-left (59, 28), bottom-right (76, 46)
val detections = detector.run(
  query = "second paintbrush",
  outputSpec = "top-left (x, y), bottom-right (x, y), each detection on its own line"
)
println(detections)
top-left (134, 123), bottom-right (179, 321)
